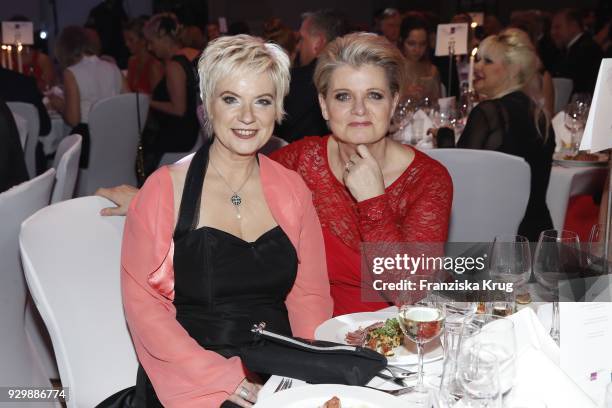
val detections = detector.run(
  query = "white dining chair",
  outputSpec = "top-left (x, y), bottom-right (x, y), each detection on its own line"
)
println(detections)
top-left (425, 149), bottom-right (531, 242)
top-left (76, 93), bottom-right (149, 196)
top-left (12, 111), bottom-right (28, 149)
top-left (552, 77), bottom-right (573, 114)
top-left (51, 134), bottom-right (82, 203)
top-left (157, 130), bottom-right (205, 167)
top-left (0, 169), bottom-right (57, 402)
top-left (20, 196), bottom-right (138, 408)
top-left (7, 101), bottom-right (39, 178)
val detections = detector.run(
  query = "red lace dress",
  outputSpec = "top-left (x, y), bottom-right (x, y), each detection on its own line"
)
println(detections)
top-left (270, 136), bottom-right (453, 316)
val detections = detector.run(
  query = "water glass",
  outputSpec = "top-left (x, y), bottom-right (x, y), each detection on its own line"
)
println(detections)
top-left (467, 314), bottom-right (517, 394)
top-left (456, 348), bottom-right (502, 408)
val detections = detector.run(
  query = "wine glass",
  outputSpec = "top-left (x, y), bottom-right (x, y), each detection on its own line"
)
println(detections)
top-left (396, 275), bottom-right (446, 400)
top-left (456, 348), bottom-right (502, 408)
top-left (533, 230), bottom-right (581, 345)
top-left (489, 234), bottom-right (532, 305)
top-left (564, 101), bottom-right (588, 156)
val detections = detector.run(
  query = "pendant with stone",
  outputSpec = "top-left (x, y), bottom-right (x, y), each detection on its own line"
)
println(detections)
top-left (231, 193), bottom-right (242, 206)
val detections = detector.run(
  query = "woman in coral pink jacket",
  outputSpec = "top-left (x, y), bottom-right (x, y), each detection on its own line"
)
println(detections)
top-left (119, 35), bottom-right (332, 408)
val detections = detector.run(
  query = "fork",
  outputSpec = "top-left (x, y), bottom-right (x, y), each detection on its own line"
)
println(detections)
top-left (365, 385), bottom-right (415, 396)
top-left (273, 378), bottom-right (293, 393)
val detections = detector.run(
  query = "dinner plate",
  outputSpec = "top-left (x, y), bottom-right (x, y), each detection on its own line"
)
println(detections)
top-left (253, 384), bottom-right (404, 408)
top-left (553, 152), bottom-right (608, 167)
top-left (314, 311), bottom-right (443, 365)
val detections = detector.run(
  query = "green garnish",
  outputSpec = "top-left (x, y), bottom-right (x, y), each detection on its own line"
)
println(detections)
top-left (370, 318), bottom-right (402, 337)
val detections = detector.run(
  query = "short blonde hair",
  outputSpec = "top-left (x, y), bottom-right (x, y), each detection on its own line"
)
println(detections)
top-left (197, 34), bottom-right (290, 136)
top-left (314, 32), bottom-right (407, 97)
top-left (479, 28), bottom-right (540, 90)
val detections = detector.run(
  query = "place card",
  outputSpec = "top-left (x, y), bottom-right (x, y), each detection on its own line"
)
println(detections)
top-left (560, 302), bottom-right (612, 405)
top-left (580, 59), bottom-right (612, 153)
top-left (1, 21), bottom-right (34, 45)
top-left (435, 23), bottom-right (468, 56)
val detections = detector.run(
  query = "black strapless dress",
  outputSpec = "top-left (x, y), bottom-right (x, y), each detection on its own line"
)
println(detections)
top-left (99, 144), bottom-right (297, 407)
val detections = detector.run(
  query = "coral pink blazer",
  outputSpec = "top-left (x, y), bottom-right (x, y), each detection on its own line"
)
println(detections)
top-left (121, 155), bottom-right (333, 407)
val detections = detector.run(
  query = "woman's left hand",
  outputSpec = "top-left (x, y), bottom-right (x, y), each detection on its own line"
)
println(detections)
top-left (227, 378), bottom-right (261, 407)
top-left (47, 93), bottom-right (65, 113)
top-left (343, 144), bottom-right (385, 202)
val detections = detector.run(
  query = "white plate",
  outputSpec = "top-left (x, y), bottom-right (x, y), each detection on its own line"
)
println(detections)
top-left (315, 311), bottom-right (443, 365)
top-left (553, 152), bottom-right (608, 167)
top-left (253, 384), bottom-right (403, 408)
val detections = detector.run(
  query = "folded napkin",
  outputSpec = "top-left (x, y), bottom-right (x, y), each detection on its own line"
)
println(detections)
top-left (504, 347), bottom-right (597, 408)
top-left (509, 306), bottom-right (560, 365)
top-left (552, 111), bottom-right (572, 152)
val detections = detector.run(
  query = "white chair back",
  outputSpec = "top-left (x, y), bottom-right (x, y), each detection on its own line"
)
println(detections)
top-left (51, 134), bottom-right (82, 203)
top-left (7, 101), bottom-right (39, 178)
top-left (12, 111), bottom-right (28, 149)
top-left (77, 93), bottom-right (149, 196)
top-left (19, 197), bottom-right (138, 408)
top-left (157, 130), bottom-right (205, 167)
top-left (0, 169), bottom-right (55, 389)
top-left (552, 77), bottom-right (573, 114)
top-left (425, 149), bottom-right (531, 242)
top-left (259, 135), bottom-right (289, 156)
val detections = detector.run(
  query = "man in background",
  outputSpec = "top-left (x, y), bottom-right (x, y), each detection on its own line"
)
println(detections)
top-left (551, 8), bottom-right (603, 94)
top-left (275, 9), bottom-right (348, 143)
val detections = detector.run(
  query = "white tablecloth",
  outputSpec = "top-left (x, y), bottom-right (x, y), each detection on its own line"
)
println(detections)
top-left (546, 165), bottom-right (607, 230)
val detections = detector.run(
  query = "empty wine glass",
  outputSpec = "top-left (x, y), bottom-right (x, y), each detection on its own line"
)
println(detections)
top-left (489, 235), bottom-right (532, 305)
top-left (564, 101), bottom-right (588, 156)
top-left (533, 230), bottom-right (581, 345)
top-left (397, 275), bottom-right (446, 402)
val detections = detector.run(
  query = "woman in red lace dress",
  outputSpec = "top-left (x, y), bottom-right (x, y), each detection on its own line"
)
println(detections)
top-left (270, 33), bottom-right (452, 316)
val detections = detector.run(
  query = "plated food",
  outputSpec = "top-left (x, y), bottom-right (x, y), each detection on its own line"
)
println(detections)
top-left (553, 151), bottom-right (608, 167)
top-left (345, 318), bottom-right (403, 356)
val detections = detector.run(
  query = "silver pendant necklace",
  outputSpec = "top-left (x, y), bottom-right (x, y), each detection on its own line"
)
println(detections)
top-left (208, 159), bottom-right (255, 219)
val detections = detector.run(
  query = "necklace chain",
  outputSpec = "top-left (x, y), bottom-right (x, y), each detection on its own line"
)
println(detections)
top-left (208, 159), bottom-right (255, 219)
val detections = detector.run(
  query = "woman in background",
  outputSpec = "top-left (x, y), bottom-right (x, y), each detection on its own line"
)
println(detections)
top-left (49, 25), bottom-right (126, 167)
top-left (123, 17), bottom-right (163, 94)
top-left (141, 13), bottom-right (200, 175)
top-left (400, 15), bottom-right (441, 101)
top-left (457, 29), bottom-right (555, 241)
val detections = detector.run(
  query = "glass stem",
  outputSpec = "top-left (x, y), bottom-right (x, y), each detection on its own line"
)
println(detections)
top-left (550, 301), bottom-right (560, 345)
top-left (417, 341), bottom-right (425, 388)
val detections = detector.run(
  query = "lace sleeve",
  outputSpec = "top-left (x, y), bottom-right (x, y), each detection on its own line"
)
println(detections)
top-left (457, 100), bottom-right (505, 151)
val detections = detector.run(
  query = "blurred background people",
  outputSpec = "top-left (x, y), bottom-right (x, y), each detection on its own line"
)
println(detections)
top-left (400, 14), bottom-right (441, 101)
top-left (123, 17), bottom-right (163, 94)
top-left (275, 9), bottom-right (348, 143)
top-left (49, 25), bottom-right (126, 167)
top-left (550, 8), bottom-right (603, 94)
top-left (140, 13), bottom-right (200, 175)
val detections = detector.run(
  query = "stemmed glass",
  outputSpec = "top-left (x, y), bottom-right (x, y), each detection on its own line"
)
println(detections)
top-left (390, 97), bottom-right (415, 143)
top-left (533, 230), bottom-right (581, 344)
top-left (564, 101), bottom-right (588, 156)
top-left (489, 234), bottom-right (532, 307)
top-left (396, 275), bottom-right (446, 402)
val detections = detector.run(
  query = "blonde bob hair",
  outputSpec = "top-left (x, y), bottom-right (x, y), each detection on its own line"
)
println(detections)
top-left (197, 34), bottom-right (290, 136)
top-left (478, 28), bottom-right (540, 93)
top-left (314, 32), bottom-right (408, 97)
